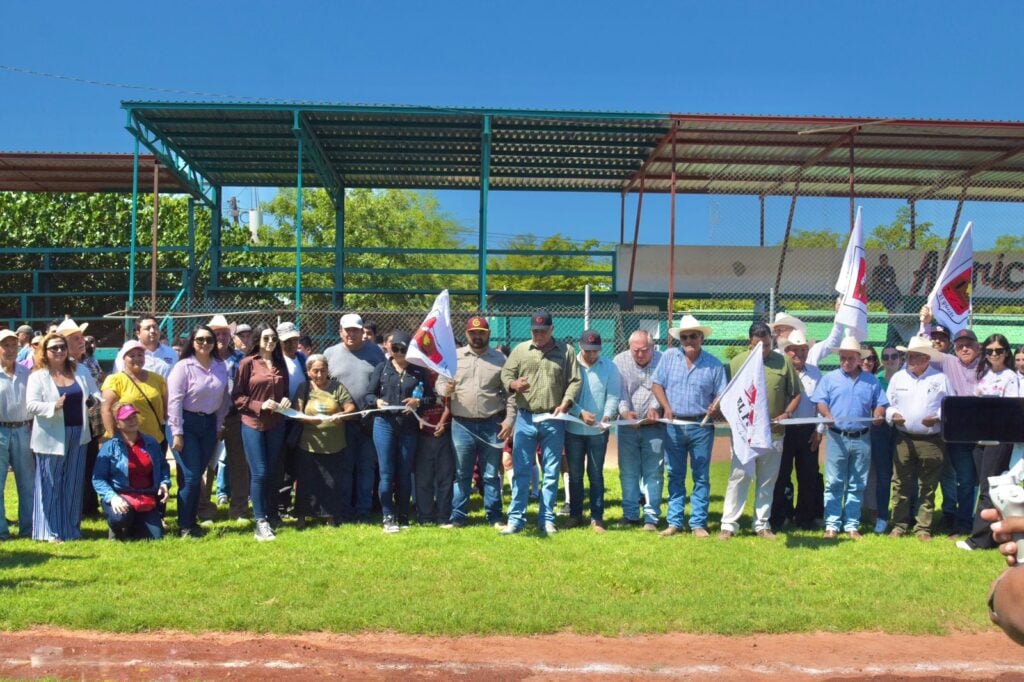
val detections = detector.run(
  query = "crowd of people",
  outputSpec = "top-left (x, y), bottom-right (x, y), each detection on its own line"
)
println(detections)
top-left (0, 304), bottom-right (1022, 548)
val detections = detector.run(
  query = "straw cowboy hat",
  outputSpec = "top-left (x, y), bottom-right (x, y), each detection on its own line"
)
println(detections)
top-left (768, 312), bottom-right (806, 334)
top-left (776, 329), bottom-right (811, 353)
top-left (207, 314), bottom-right (232, 331)
top-left (831, 332), bottom-right (872, 359)
top-left (897, 335), bottom-right (943, 361)
top-left (668, 314), bottom-right (713, 340)
top-left (56, 317), bottom-right (88, 336)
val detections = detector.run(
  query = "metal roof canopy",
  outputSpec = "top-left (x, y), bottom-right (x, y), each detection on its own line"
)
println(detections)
top-left (122, 102), bottom-right (1024, 202)
top-left (0, 152), bottom-right (188, 194)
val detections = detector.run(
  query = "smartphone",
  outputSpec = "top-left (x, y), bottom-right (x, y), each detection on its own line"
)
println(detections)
top-left (941, 397), bottom-right (1024, 444)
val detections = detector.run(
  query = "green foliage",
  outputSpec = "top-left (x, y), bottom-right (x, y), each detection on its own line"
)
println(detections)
top-left (488, 232), bottom-right (612, 293)
top-left (994, 233), bottom-right (1024, 252)
top-left (782, 228), bottom-right (843, 249)
top-left (864, 206), bottom-right (942, 250)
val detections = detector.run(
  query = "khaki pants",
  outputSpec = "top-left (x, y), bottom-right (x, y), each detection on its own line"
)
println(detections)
top-left (891, 431), bottom-right (944, 535)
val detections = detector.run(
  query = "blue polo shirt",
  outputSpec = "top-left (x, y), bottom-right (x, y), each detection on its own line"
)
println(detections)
top-left (811, 368), bottom-right (888, 432)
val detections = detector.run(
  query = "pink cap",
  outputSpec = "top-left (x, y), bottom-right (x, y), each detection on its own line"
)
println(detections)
top-left (115, 404), bottom-right (139, 421)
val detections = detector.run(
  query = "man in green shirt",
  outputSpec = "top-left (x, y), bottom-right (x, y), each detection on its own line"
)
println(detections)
top-left (719, 322), bottom-right (801, 540)
top-left (500, 310), bottom-right (581, 535)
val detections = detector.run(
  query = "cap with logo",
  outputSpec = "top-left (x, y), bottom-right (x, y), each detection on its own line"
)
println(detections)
top-left (530, 310), bottom-right (553, 330)
top-left (466, 315), bottom-right (490, 332)
top-left (953, 328), bottom-right (978, 343)
top-left (579, 329), bottom-right (602, 351)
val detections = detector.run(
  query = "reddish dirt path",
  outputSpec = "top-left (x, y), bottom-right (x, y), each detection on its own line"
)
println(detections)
top-left (2, 628), bottom-right (1022, 680)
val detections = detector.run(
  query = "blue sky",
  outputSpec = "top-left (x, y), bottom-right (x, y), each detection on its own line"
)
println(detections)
top-left (3, 1), bottom-right (1024, 249)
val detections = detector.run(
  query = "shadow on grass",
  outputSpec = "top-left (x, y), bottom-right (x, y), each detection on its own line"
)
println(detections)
top-left (0, 549), bottom-right (83, 591)
top-left (783, 533), bottom-right (846, 550)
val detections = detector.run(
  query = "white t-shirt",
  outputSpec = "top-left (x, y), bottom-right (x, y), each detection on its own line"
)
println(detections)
top-left (975, 367), bottom-right (1021, 397)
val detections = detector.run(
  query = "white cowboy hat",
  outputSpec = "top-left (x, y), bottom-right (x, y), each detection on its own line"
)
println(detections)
top-left (56, 317), bottom-right (88, 336)
top-left (831, 332), bottom-right (872, 359)
top-left (668, 314), bottom-right (713, 340)
top-left (896, 335), bottom-right (942, 361)
top-left (768, 312), bottom-right (806, 334)
top-left (207, 314), bottom-right (232, 331)
top-left (777, 329), bottom-right (811, 353)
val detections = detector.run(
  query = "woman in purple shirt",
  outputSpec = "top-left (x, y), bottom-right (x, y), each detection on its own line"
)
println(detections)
top-left (167, 325), bottom-right (229, 537)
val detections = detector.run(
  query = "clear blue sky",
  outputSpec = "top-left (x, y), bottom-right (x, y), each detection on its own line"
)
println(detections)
top-left (3, 1), bottom-right (1023, 248)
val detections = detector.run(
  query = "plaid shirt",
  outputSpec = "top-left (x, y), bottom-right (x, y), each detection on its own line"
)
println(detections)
top-left (613, 349), bottom-right (662, 417)
top-left (651, 348), bottom-right (726, 416)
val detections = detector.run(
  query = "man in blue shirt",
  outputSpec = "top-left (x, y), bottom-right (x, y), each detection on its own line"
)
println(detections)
top-left (652, 315), bottom-right (727, 538)
top-left (812, 334), bottom-right (889, 539)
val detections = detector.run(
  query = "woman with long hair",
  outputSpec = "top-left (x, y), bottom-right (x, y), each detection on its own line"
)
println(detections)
top-left (960, 333), bottom-right (1021, 551)
top-left (167, 325), bottom-right (230, 537)
top-left (25, 332), bottom-right (101, 542)
top-left (232, 324), bottom-right (290, 541)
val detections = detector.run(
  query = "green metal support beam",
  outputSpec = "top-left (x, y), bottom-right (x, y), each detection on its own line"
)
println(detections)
top-left (295, 111), bottom-right (343, 203)
top-left (294, 122), bottom-right (304, 312)
top-left (478, 115), bottom-right (491, 311)
top-left (333, 185), bottom-right (345, 307)
top-left (124, 110), bottom-right (218, 209)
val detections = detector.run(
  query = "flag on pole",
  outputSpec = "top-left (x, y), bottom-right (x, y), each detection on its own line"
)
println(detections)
top-left (927, 222), bottom-right (974, 335)
top-left (720, 342), bottom-right (773, 466)
top-left (834, 206), bottom-right (868, 341)
top-left (406, 289), bottom-right (459, 379)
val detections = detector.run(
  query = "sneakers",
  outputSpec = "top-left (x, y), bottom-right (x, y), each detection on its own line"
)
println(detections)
top-left (543, 522), bottom-right (558, 535)
top-left (216, 495), bottom-right (229, 507)
top-left (499, 524), bottom-right (523, 535)
top-left (233, 517), bottom-right (252, 527)
top-left (382, 516), bottom-right (400, 534)
top-left (492, 521), bottom-right (506, 530)
top-left (873, 518), bottom-right (888, 534)
top-left (591, 520), bottom-right (606, 535)
top-left (254, 519), bottom-right (276, 542)
top-left (198, 519), bottom-right (214, 528)
top-left (956, 540), bottom-right (974, 551)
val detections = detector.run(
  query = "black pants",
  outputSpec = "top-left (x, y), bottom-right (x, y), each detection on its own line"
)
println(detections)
top-left (771, 424), bottom-right (822, 529)
top-left (968, 443), bottom-right (1014, 549)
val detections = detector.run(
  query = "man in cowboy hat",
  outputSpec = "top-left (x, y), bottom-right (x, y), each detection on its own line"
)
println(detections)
top-left (500, 309), bottom-right (581, 535)
top-left (771, 329), bottom-right (825, 531)
top-left (768, 303), bottom-right (845, 367)
top-left (719, 322), bottom-right (802, 540)
top-left (811, 333), bottom-right (888, 539)
top-left (884, 336), bottom-right (951, 540)
top-left (651, 314), bottom-right (727, 538)
top-left (437, 315), bottom-right (515, 529)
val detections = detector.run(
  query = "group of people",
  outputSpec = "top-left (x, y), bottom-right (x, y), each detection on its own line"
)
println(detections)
top-left (0, 303), bottom-right (1021, 549)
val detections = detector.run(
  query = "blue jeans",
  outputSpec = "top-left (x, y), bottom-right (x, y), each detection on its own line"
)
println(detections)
top-left (215, 442), bottom-right (229, 498)
top-left (346, 421), bottom-right (377, 518)
top-left (565, 431), bottom-right (609, 522)
top-left (870, 422), bottom-right (897, 522)
top-left (617, 424), bottom-right (666, 524)
top-left (0, 424), bottom-right (33, 538)
top-left (824, 430), bottom-right (871, 532)
top-left (507, 412), bottom-right (565, 530)
top-left (102, 499), bottom-right (163, 540)
top-left (372, 417), bottom-right (417, 520)
top-left (940, 442), bottom-right (978, 531)
top-left (450, 417), bottom-right (504, 525)
top-left (240, 423), bottom-right (286, 521)
top-left (174, 411), bottom-right (217, 531)
top-left (664, 424), bottom-right (714, 530)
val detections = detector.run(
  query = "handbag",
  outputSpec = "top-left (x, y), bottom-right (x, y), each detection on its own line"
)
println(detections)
top-left (123, 372), bottom-right (165, 430)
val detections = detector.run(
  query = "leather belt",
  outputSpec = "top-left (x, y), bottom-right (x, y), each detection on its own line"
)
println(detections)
top-left (829, 426), bottom-right (869, 438)
top-left (455, 413), bottom-right (503, 423)
top-left (0, 420), bottom-right (30, 428)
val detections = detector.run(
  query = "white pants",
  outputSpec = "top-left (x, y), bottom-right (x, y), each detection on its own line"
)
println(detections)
top-left (720, 438), bottom-right (783, 533)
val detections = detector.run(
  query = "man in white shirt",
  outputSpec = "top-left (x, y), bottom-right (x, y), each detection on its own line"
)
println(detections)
top-left (884, 336), bottom-right (950, 540)
top-left (115, 315), bottom-right (174, 378)
top-left (0, 329), bottom-right (33, 538)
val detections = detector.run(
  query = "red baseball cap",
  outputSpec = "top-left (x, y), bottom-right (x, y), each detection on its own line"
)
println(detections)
top-left (466, 315), bottom-right (490, 332)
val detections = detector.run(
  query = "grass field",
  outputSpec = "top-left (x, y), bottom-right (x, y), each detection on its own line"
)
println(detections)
top-left (0, 463), bottom-right (1005, 636)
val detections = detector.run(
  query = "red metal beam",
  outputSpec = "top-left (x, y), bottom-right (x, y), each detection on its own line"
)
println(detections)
top-left (621, 121), bottom-right (679, 194)
top-left (910, 146), bottom-right (1024, 201)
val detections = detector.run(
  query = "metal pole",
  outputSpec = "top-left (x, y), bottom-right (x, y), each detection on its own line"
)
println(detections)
top-left (128, 138), bottom-right (139, 321)
top-left (584, 284), bottom-right (591, 329)
top-left (759, 194), bottom-right (766, 247)
top-left (769, 287), bottom-right (776, 324)
top-left (151, 159), bottom-right (160, 314)
top-left (908, 199), bottom-right (917, 250)
top-left (943, 189), bottom-right (967, 268)
top-left (478, 115), bottom-right (492, 311)
top-left (295, 134), bottom-right (304, 314)
top-left (333, 186), bottom-right (345, 308)
top-left (773, 178), bottom-right (802, 297)
top-left (210, 188), bottom-right (222, 292)
top-left (667, 131), bottom-right (678, 327)
top-left (625, 174), bottom-right (645, 303)
top-left (619, 192), bottom-right (625, 244)
top-left (848, 133), bottom-right (856, 232)
top-left (186, 198), bottom-right (195, 314)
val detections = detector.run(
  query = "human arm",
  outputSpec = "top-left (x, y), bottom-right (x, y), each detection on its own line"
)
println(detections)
top-left (603, 364), bottom-right (621, 422)
top-left (651, 382), bottom-right (673, 422)
top-left (100, 385), bottom-right (119, 438)
top-left (364, 363), bottom-right (385, 409)
top-left (554, 345), bottom-right (581, 415)
top-left (25, 371), bottom-right (59, 418)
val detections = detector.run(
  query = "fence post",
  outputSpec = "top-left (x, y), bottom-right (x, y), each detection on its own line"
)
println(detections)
top-left (769, 287), bottom-right (776, 324)
top-left (584, 284), bottom-right (591, 330)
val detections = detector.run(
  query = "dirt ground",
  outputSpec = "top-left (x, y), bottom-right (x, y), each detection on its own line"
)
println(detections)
top-left (2, 628), bottom-right (1024, 680)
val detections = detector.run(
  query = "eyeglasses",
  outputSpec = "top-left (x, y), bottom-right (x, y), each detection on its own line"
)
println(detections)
top-left (882, 353), bottom-right (900, 360)
top-left (863, 357), bottom-right (878, 363)
top-left (985, 348), bottom-right (1007, 356)
top-left (391, 344), bottom-right (407, 354)
top-left (194, 337), bottom-right (215, 345)
top-left (46, 345), bottom-right (67, 353)
top-left (260, 335), bottom-right (278, 343)
top-left (679, 333), bottom-right (701, 341)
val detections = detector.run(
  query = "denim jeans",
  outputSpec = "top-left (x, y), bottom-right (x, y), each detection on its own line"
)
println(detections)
top-left (240, 423), bottom-right (286, 521)
top-left (869, 422), bottom-right (898, 522)
top-left (565, 431), bottom-right (609, 522)
top-left (617, 424), bottom-right (665, 524)
top-left (415, 432), bottom-right (455, 524)
top-left (372, 417), bottom-right (417, 520)
top-left (0, 424), bottom-right (33, 538)
top-left (102, 499), bottom-right (163, 540)
top-left (346, 421), bottom-right (378, 518)
top-left (940, 442), bottom-right (978, 532)
top-left (823, 430), bottom-right (871, 532)
top-left (450, 417), bottom-right (504, 524)
top-left (664, 424), bottom-right (714, 530)
top-left (173, 411), bottom-right (217, 531)
top-left (215, 441), bottom-right (229, 498)
top-left (507, 411), bottom-right (565, 530)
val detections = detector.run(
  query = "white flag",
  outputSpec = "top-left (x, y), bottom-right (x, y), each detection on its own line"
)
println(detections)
top-left (927, 222), bottom-right (973, 336)
top-left (834, 206), bottom-right (868, 341)
top-left (406, 289), bottom-right (459, 380)
top-left (720, 343), bottom-right (773, 465)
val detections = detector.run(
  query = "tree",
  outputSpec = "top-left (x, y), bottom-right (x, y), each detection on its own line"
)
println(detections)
top-left (782, 228), bottom-right (843, 249)
top-left (994, 234), bottom-right (1024, 252)
top-left (487, 233), bottom-right (612, 292)
top-left (864, 206), bottom-right (942, 250)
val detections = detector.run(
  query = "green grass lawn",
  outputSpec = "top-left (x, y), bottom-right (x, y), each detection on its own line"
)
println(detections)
top-left (0, 464), bottom-right (1005, 636)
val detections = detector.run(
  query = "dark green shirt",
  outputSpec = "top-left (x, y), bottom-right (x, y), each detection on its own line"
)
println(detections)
top-left (501, 339), bottom-right (581, 412)
top-left (730, 349), bottom-right (801, 432)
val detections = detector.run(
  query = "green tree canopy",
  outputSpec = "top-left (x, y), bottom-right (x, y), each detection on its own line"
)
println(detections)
top-left (994, 234), bottom-right (1024, 252)
top-left (864, 206), bottom-right (942, 250)
top-left (487, 233), bottom-right (612, 293)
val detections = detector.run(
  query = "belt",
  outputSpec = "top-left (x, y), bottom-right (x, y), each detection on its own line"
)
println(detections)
top-left (829, 426), bottom-right (869, 438)
top-left (0, 420), bottom-right (30, 428)
top-left (454, 413), bottom-right (503, 423)
top-left (677, 415), bottom-right (707, 421)
top-left (184, 409), bottom-right (214, 417)
top-left (899, 430), bottom-right (941, 440)
top-left (521, 408), bottom-right (558, 415)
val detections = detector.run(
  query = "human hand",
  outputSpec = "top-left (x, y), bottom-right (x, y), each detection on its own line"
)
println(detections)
top-left (261, 399), bottom-right (280, 412)
top-left (158, 484), bottom-right (170, 503)
top-left (110, 495), bottom-right (129, 515)
top-left (54, 394), bottom-right (66, 411)
top-left (171, 435), bottom-right (184, 453)
top-left (433, 422), bottom-right (447, 438)
top-left (921, 415), bottom-right (939, 427)
top-left (501, 451), bottom-right (513, 471)
top-left (891, 413), bottom-right (905, 426)
top-left (983, 508), bottom-right (1024, 566)
top-left (510, 378), bottom-right (530, 393)
top-left (809, 431), bottom-right (821, 450)
top-left (580, 410), bottom-right (596, 426)
top-left (498, 422), bottom-right (513, 441)
top-left (553, 404), bottom-right (569, 416)
top-left (919, 304), bottom-right (932, 325)
top-left (645, 408), bottom-right (660, 423)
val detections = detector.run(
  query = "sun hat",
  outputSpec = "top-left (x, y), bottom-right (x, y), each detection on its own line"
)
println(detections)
top-left (831, 332), bottom-right (872, 359)
top-left (276, 321), bottom-right (300, 342)
top-left (56, 317), bottom-right (88, 336)
top-left (668, 314), bottom-right (712, 340)
top-left (0, 329), bottom-right (17, 343)
top-left (896, 335), bottom-right (943, 361)
top-left (768, 312), bottom-right (806, 334)
top-left (777, 329), bottom-right (810, 353)
top-left (207, 314), bottom-right (231, 330)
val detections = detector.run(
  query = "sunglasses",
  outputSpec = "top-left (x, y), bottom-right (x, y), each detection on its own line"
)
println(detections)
top-left (194, 337), bottom-right (215, 345)
top-left (46, 345), bottom-right (67, 352)
top-left (985, 348), bottom-right (1007, 356)
top-left (261, 335), bottom-right (278, 343)
top-left (863, 356), bottom-right (878, 363)
top-left (678, 333), bottom-right (701, 341)
top-left (882, 353), bottom-right (900, 360)
top-left (391, 344), bottom-right (407, 354)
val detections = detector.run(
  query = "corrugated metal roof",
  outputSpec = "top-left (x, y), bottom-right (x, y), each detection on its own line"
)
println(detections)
top-left (120, 102), bottom-right (1024, 201)
top-left (0, 152), bottom-right (189, 194)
